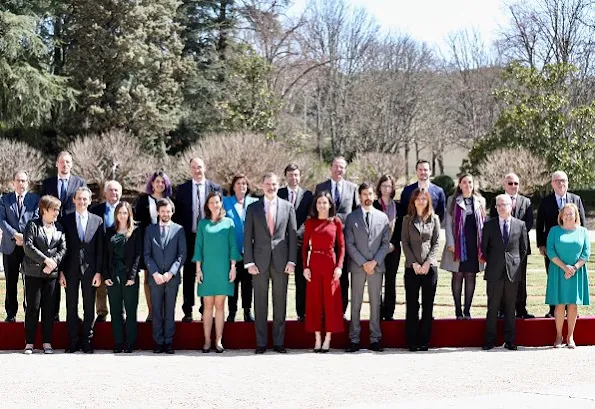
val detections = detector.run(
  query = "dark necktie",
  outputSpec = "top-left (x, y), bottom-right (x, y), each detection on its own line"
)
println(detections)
top-left (160, 225), bottom-right (168, 243)
top-left (510, 196), bottom-right (516, 215)
top-left (59, 179), bottom-right (67, 202)
top-left (197, 184), bottom-right (202, 220)
top-left (334, 183), bottom-right (341, 208)
top-left (17, 195), bottom-right (23, 217)
top-left (502, 220), bottom-right (509, 246)
top-left (365, 212), bottom-right (370, 229)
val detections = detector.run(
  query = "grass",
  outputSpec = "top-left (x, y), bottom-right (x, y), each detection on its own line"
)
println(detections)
top-left (1, 238), bottom-right (594, 322)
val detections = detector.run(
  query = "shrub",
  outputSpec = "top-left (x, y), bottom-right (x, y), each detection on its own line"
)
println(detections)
top-left (349, 152), bottom-right (407, 187)
top-left (432, 175), bottom-right (455, 197)
top-left (67, 129), bottom-right (156, 194)
top-left (0, 139), bottom-right (47, 193)
top-left (476, 148), bottom-right (549, 194)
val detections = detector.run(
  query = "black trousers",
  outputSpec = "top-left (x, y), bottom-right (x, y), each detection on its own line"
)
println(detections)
top-left (404, 266), bottom-right (438, 349)
top-left (3, 246), bottom-right (25, 318)
top-left (182, 232), bottom-right (204, 316)
top-left (24, 275), bottom-right (57, 344)
top-left (228, 262), bottom-right (253, 314)
top-left (294, 246), bottom-right (306, 318)
top-left (499, 258), bottom-right (529, 316)
top-left (485, 277), bottom-right (519, 345)
top-left (65, 273), bottom-right (96, 346)
top-left (53, 282), bottom-right (62, 320)
top-left (381, 247), bottom-right (400, 319)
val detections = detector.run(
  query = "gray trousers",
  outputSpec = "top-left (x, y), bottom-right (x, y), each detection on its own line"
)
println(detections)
top-left (349, 265), bottom-right (383, 344)
top-left (149, 277), bottom-right (179, 345)
top-left (253, 264), bottom-right (288, 347)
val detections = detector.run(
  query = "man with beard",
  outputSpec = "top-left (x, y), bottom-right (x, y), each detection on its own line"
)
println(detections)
top-left (345, 182), bottom-right (390, 352)
top-left (399, 160), bottom-right (446, 223)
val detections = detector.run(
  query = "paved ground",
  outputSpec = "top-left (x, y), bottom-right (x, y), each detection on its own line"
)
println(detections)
top-left (1, 346), bottom-right (595, 409)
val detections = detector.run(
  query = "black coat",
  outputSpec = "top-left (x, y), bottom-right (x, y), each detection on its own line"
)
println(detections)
top-left (481, 217), bottom-right (528, 282)
top-left (22, 218), bottom-right (67, 279)
top-left (103, 225), bottom-right (143, 282)
top-left (40, 175), bottom-right (86, 219)
top-left (536, 192), bottom-right (586, 248)
top-left (60, 212), bottom-right (104, 277)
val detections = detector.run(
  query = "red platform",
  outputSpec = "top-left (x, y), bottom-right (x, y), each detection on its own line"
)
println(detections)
top-left (2, 318), bottom-right (595, 350)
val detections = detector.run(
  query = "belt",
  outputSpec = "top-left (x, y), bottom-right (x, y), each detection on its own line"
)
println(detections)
top-left (311, 250), bottom-right (334, 255)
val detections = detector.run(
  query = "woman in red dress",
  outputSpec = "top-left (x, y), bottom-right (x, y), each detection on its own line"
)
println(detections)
top-left (303, 191), bottom-right (345, 353)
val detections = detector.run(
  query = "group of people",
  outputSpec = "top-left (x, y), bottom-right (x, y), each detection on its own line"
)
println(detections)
top-left (0, 151), bottom-right (590, 354)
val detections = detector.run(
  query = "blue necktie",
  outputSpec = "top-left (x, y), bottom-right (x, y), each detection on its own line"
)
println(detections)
top-left (105, 205), bottom-right (114, 228)
top-left (502, 220), bottom-right (509, 246)
top-left (334, 183), bottom-right (341, 208)
top-left (59, 179), bottom-right (67, 202)
top-left (78, 215), bottom-right (85, 241)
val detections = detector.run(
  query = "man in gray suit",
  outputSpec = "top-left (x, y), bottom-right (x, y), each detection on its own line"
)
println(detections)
top-left (0, 170), bottom-right (39, 322)
top-left (482, 195), bottom-right (528, 351)
top-left (345, 182), bottom-right (390, 352)
top-left (315, 156), bottom-right (359, 316)
top-left (244, 172), bottom-right (297, 354)
top-left (144, 198), bottom-right (187, 354)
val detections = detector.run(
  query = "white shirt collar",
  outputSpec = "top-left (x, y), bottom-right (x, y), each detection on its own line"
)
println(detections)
top-left (76, 210), bottom-right (88, 219)
top-left (554, 192), bottom-right (566, 201)
top-left (499, 216), bottom-right (512, 224)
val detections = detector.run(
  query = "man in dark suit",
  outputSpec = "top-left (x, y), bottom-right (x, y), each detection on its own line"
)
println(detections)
top-left (0, 170), bottom-right (39, 322)
top-left (144, 198), bottom-right (187, 354)
top-left (489, 173), bottom-right (534, 319)
top-left (90, 180), bottom-right (122, 322)
top-left (399, 160), bottom-right (446, 223)
top-left (173, 157), bottom-right (221, 322)
top-left (536, 170), bottom-right (586, 317)
top-left (278, 163), bottom-right (313, 322)
top-left (244, 173), bottom-right (297, 354)
top-left (59, 187), bottom-right (104, 353)
top-left (315, 156), bottom-right (359, 316)
top-left (482, 194), bottom-right (528, 351)
top-left (40, 150), bottom-right (87, 320)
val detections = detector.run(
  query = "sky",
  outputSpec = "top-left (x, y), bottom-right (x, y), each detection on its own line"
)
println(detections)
top-left (289, 0), bottom-right (512, 51)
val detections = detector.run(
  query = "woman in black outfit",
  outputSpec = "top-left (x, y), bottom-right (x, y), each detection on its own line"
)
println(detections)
top-left (373, 175), bottom-right (400, 321)
top-left (134, 171), bottom-right (173, 322)
top-left (104, 201), bottom-right (143, 353)
top-left (22, 195), bottom-right (67, 354)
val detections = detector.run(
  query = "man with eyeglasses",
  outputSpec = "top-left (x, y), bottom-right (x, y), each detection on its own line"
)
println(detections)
top-left (536, 171), bottom-right (586, 318)
top-left (489, 173), bottom-right (534, 319)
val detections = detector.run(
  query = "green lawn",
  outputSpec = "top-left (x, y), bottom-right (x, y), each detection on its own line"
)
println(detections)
top-left (1, 239), bottom-right (594, 322)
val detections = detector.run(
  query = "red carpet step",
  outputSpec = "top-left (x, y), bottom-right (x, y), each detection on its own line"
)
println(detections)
top-left (1, 318), bottom-right (594, 350)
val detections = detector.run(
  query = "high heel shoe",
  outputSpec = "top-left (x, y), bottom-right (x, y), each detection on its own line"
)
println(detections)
top-left (567, 339), bottom-right (576, 349)
top-left (202, 344), bottom-right (211, 353)
top-left (321, 339), bottom-right (331, 353)
top-left (553, 337), bottom-right (564, 348)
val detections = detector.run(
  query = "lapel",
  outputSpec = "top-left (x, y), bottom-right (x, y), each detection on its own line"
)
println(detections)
top-left (258, 198), bottom-right (273, 238)
top-left (229, 197), bottom-right (243, 227)
top-left (65, 176), bottom-right (77, 200)
top-left (413, 217), bottom-right (423, 234)
top-left (339, 181), bottom-right (350, 210)
top-left (49, 227), bottom-right (61, 248)
top-left (8, 193), bottom-right (18, 220)
top-left (503, 218), bottom-right (517, 251)
top-left (455, 195), bottom-right (466, 211)
top-left (83, 214), bottom-right (95, 243)
top-left (273, 199), bottom-right (282, 234)
top-left (295, 187), bottom-right (304, 209)
top-left (359, 208), bottom-right (370, 235)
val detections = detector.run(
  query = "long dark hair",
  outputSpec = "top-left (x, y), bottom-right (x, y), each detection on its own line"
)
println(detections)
top-left (407, 189), bottom-right (434, 222)
top-left (204, 191), bottom-right (226, 221)
top-left (309, 191), bottom-right (337, 219)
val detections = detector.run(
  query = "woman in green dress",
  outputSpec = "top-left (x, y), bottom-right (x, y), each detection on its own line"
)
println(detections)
top-left (545, 203), bottom-right (591, 349)
top-left (193, 191), bottom-right (240, 353)
top-left (104, 201), bottom-right (143, 353)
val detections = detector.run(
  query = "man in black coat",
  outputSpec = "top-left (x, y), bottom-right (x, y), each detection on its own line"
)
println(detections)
top-left (278, 163), bottom-right (313, 322)
top-left (59, 187), bottom-right (104, 353)
top-left (536, 170), bottom-right (586, 317)
top-left (482, 195), bottom-right (528, 351)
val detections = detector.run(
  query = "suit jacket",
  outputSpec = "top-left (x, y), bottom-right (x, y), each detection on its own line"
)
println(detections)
top-left (373, 199), bottom-right (400, 247)
top-left (481, 217), bottom-right (528, 282)
top-left (90, 202), bottom-right (118, 232)
top-left (40, 175), bottom-right (86, 218)
top-left (243, 197), bottom-right (297, 273)
top-left (61, 212), bottom-right (104, 277)
top-left (223, 195), bottom-right (259, 255)
top-left (103, 225), bottom-right (143, 282)
top-left (143, 222), bottom-right (187, 281)
top-left (490, 194), bottom-right (533, 254)
top-left (173, 179), bottom-right (221, 234)
top-left (22, 219), bottom-right (67, 279)
top-left (344, 207), bottom-right (390, 272)
top-left (0, 191), bottom-right (40, 254)
top-left (315, 179), bottom-right (359, 223)
top-left (278, 186), bottom-right (313, 239)
top-left (401, 213), bottom-right (441, 267)
top-left (536, 192), bottom-right (586, 248)
top-left (399, 182), bottom-right (446, 223)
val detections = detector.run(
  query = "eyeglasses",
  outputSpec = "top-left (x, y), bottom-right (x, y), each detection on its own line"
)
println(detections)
top-left (553, 179), bottom-right (568, 183)
top-left (507, 182), bottom-right (519, 186)
top-left (380, 184), bottom-right (393, 189)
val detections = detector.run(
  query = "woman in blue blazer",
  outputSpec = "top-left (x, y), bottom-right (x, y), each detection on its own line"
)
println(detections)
top-left (222, 173), bottom-right (258, 322)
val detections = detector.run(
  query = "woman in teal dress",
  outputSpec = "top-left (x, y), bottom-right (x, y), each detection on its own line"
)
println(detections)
top-left (545, 203), bottom-right (591, 349)
top-left (193, 191), bottom-right (240, 353)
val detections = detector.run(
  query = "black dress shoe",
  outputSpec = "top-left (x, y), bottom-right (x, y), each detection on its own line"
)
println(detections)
top-left (65, 345), bottom-right (80, 353)
top-left (5, 315), bottom-right (16, 323)
top-left (54, 314), bottom-right (60, 322)
top-left (95, 314), bottom-right (107, 323)
top-left (273, 345), bottom-right (287, 353)
top-left (113, 343), bottom-right (123, 353)
top-left (82, 345), bottom-right (94, 354)
top-left (482, 344), bottom-right (494, 350)
top-left (153, 344), bottom-right (163, 353)
top-left (519, 313), bottom-right (535, 319)
top-left (226, 312), bottom-right (236, 323)
top-left (255, 346), bottom-right (266, 354)
top-left (164, 343), bottom-right (175, 354)
top-left (215, 345), bottom-right (225, 353)
top-left (345, 343), bottom-right (360, 353)
top-left (408, 346), bottom-right (418, 352)
top-left (504, 342), bottom-right (518, 350)
top-left (384, 316), bottom-right (394, 322)
top-left (146, 315), bottom-right (153, 323)
top-left (418, 345), bottom-right (429, 352)
top-left (544, 312), bottom-right (554, 318)
top-left (124, 343), bottom-right (134, 353)
top-left (369, 342), bottom-right (384, 352)
top-left (243, 309), bottom-right (254, 322)
top-left (321, 348), bottom-right (330, 353)
top-left (297, 316), bottom-right (306, 322)
top-left (182, 314), bottom-right (193, 323)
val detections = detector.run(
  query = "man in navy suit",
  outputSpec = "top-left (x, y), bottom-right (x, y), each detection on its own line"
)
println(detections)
top-left (90, 180), bottom-right (122, 322)
top-left (144, 198), bottom-right (187, 354)
top-left (173, 157), bottom-right (221, 322)
top-left (0, 170), bottom-right (39, 322)
top-left (278, 163), bottom-right (313, 322)
top-left (40, 151), bottom-right (87, 320)
top-left (399, 159), bottom-right (446, 224)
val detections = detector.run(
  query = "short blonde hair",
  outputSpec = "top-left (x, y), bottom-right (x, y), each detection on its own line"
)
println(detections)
top-left (558, 203), bottom-right (580, 227)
